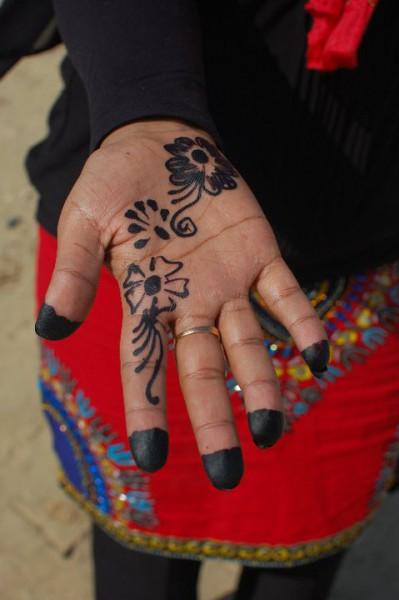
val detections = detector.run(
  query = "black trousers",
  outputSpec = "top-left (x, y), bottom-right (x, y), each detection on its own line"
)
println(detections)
top-left (93, 525), bottom-right (344, 600)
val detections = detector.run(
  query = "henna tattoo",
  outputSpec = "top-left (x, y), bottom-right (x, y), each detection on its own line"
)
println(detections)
top-left (123, 136), bottom-right (237, 406)
top-left (165, 137), bottom-right (238, 197)
top-left (125, 136), bottom-right (239, 248)
top-left (123, 256), bottom-right (189, 405)
top-left (164, 136), bottom-right (239, 237)
top-left (125, 199), bottom-right (171, 249)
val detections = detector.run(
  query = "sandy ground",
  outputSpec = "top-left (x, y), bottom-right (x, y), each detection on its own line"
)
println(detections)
top-left (1, 46), bottom-right (399, 600)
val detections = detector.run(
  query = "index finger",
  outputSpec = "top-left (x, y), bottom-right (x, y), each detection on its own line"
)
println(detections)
top-left (119, 254), bottom-right (190, 472)
top-left (120, 261), bottom-right (171, 473)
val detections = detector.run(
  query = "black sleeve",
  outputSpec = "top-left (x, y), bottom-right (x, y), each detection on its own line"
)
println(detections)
top-left (52, 0), bottom-right (218, 149)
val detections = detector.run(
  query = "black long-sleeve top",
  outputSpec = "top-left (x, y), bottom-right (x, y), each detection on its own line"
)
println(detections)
top-left (51, 0), bottom-right (219, 150)
top-left (27, 0), bottom-right (399, 283)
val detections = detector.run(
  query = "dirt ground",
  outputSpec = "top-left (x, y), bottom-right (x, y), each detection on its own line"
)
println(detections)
top-left (1, 46), bottom-right (399, 600)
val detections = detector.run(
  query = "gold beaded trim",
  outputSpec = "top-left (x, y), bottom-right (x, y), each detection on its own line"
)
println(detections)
top-left (60, 472), bottom-right (374, 566)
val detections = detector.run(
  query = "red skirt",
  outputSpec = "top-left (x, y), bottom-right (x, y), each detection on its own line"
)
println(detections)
top-left (36, 226), bottom-right (399, 567)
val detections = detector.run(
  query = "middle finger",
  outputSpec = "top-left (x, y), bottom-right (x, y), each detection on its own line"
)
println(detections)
top-left (175, 320), bottom-right (244, 490)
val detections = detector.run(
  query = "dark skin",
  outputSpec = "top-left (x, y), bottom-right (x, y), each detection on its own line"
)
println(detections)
top-left (35, 119), bottom-right (329, 489)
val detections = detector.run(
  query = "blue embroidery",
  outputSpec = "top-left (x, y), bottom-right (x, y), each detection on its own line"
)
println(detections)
top-left (107, 443), bottom-right (135, 466)
top-left (39, 346), bottom-right (158, 528)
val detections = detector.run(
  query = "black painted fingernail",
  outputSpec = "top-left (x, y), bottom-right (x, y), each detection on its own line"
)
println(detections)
top-left (129, 428), bottom-right (169, 472)
top-left (248, 409), bottom-right (285, 449)
top-left (202, 447), bottom-right (243, 490)
top-left (301, 339), bottom-right (330, 377)
top-left (35, 303), bottom-right (82, 340)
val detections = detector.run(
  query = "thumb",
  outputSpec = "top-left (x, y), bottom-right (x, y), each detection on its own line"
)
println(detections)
top-left (35, 202), bottom-right (104, 340)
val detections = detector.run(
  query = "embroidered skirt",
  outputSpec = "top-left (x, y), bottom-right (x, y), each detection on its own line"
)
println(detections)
top-left (36, 226), bottom-right (399, 567)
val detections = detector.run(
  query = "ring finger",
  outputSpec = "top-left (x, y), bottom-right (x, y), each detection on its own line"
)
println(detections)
top-left (219, 297), bottom-right (284, 449)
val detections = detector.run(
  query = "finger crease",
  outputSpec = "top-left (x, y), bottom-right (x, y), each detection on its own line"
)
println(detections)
top-left (55, 267), bottom-right (97, 291)
top-left (125, 406), bottom-right (165, 418)
top-left (194, 419), bottom-right (235, 437)
top-left (220, 303), bottom-right (251, 316)
top-left (269, 286), bottom-right (301, 308)
top-left (257, 254), bottom-right (284, 282)
top-left (227, 337), bottom-right (265, 351)
top-left (72, 241), bottom-right (101, 261)
top-left (181, 367), bottom-right (224, 384)
top-left (175, 215), bottom-right (264, 262)
top-left (289, 313), bottom-right (319, 330)
top-left (241, 378), bottom-right (279, 394)
top-left (121, 359), bottom-right (162, 373)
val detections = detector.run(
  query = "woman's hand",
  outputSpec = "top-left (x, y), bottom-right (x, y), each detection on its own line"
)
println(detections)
top-left (35, 120), bottom-right (329, 490)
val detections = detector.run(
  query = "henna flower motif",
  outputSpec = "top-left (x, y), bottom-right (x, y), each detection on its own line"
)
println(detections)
top-left (123, 256), bottom-right (190, 405)
top-left (165, 136), bottom-right (239, 199)
top-left (125, 199), bottom-right (171, 250)
top-left (123, 256), bottom-right (189, 316)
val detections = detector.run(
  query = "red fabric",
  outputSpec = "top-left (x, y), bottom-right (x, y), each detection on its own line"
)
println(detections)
top-left (305, 0), bottom-right (379, 71)
top-left (36, 227), bottom-right (399, 552)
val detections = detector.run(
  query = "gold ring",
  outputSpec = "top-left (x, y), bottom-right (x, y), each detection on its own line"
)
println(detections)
top-left (176, 325), bottom-right (220, 341)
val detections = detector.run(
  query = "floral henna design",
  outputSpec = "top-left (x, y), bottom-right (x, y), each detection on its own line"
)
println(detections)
top-left (123, 256), bottom-right (189, 405)
top-left (165, 136), bottom-right (238, 197)
top-left (123, 136), bottom-right (236, 403)
top-left (125, 200), bottom-right (171, 249)
top-left (164, 136), bottom-right (239, 237)
top-left (125, 137), bottom-right (239, 246)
